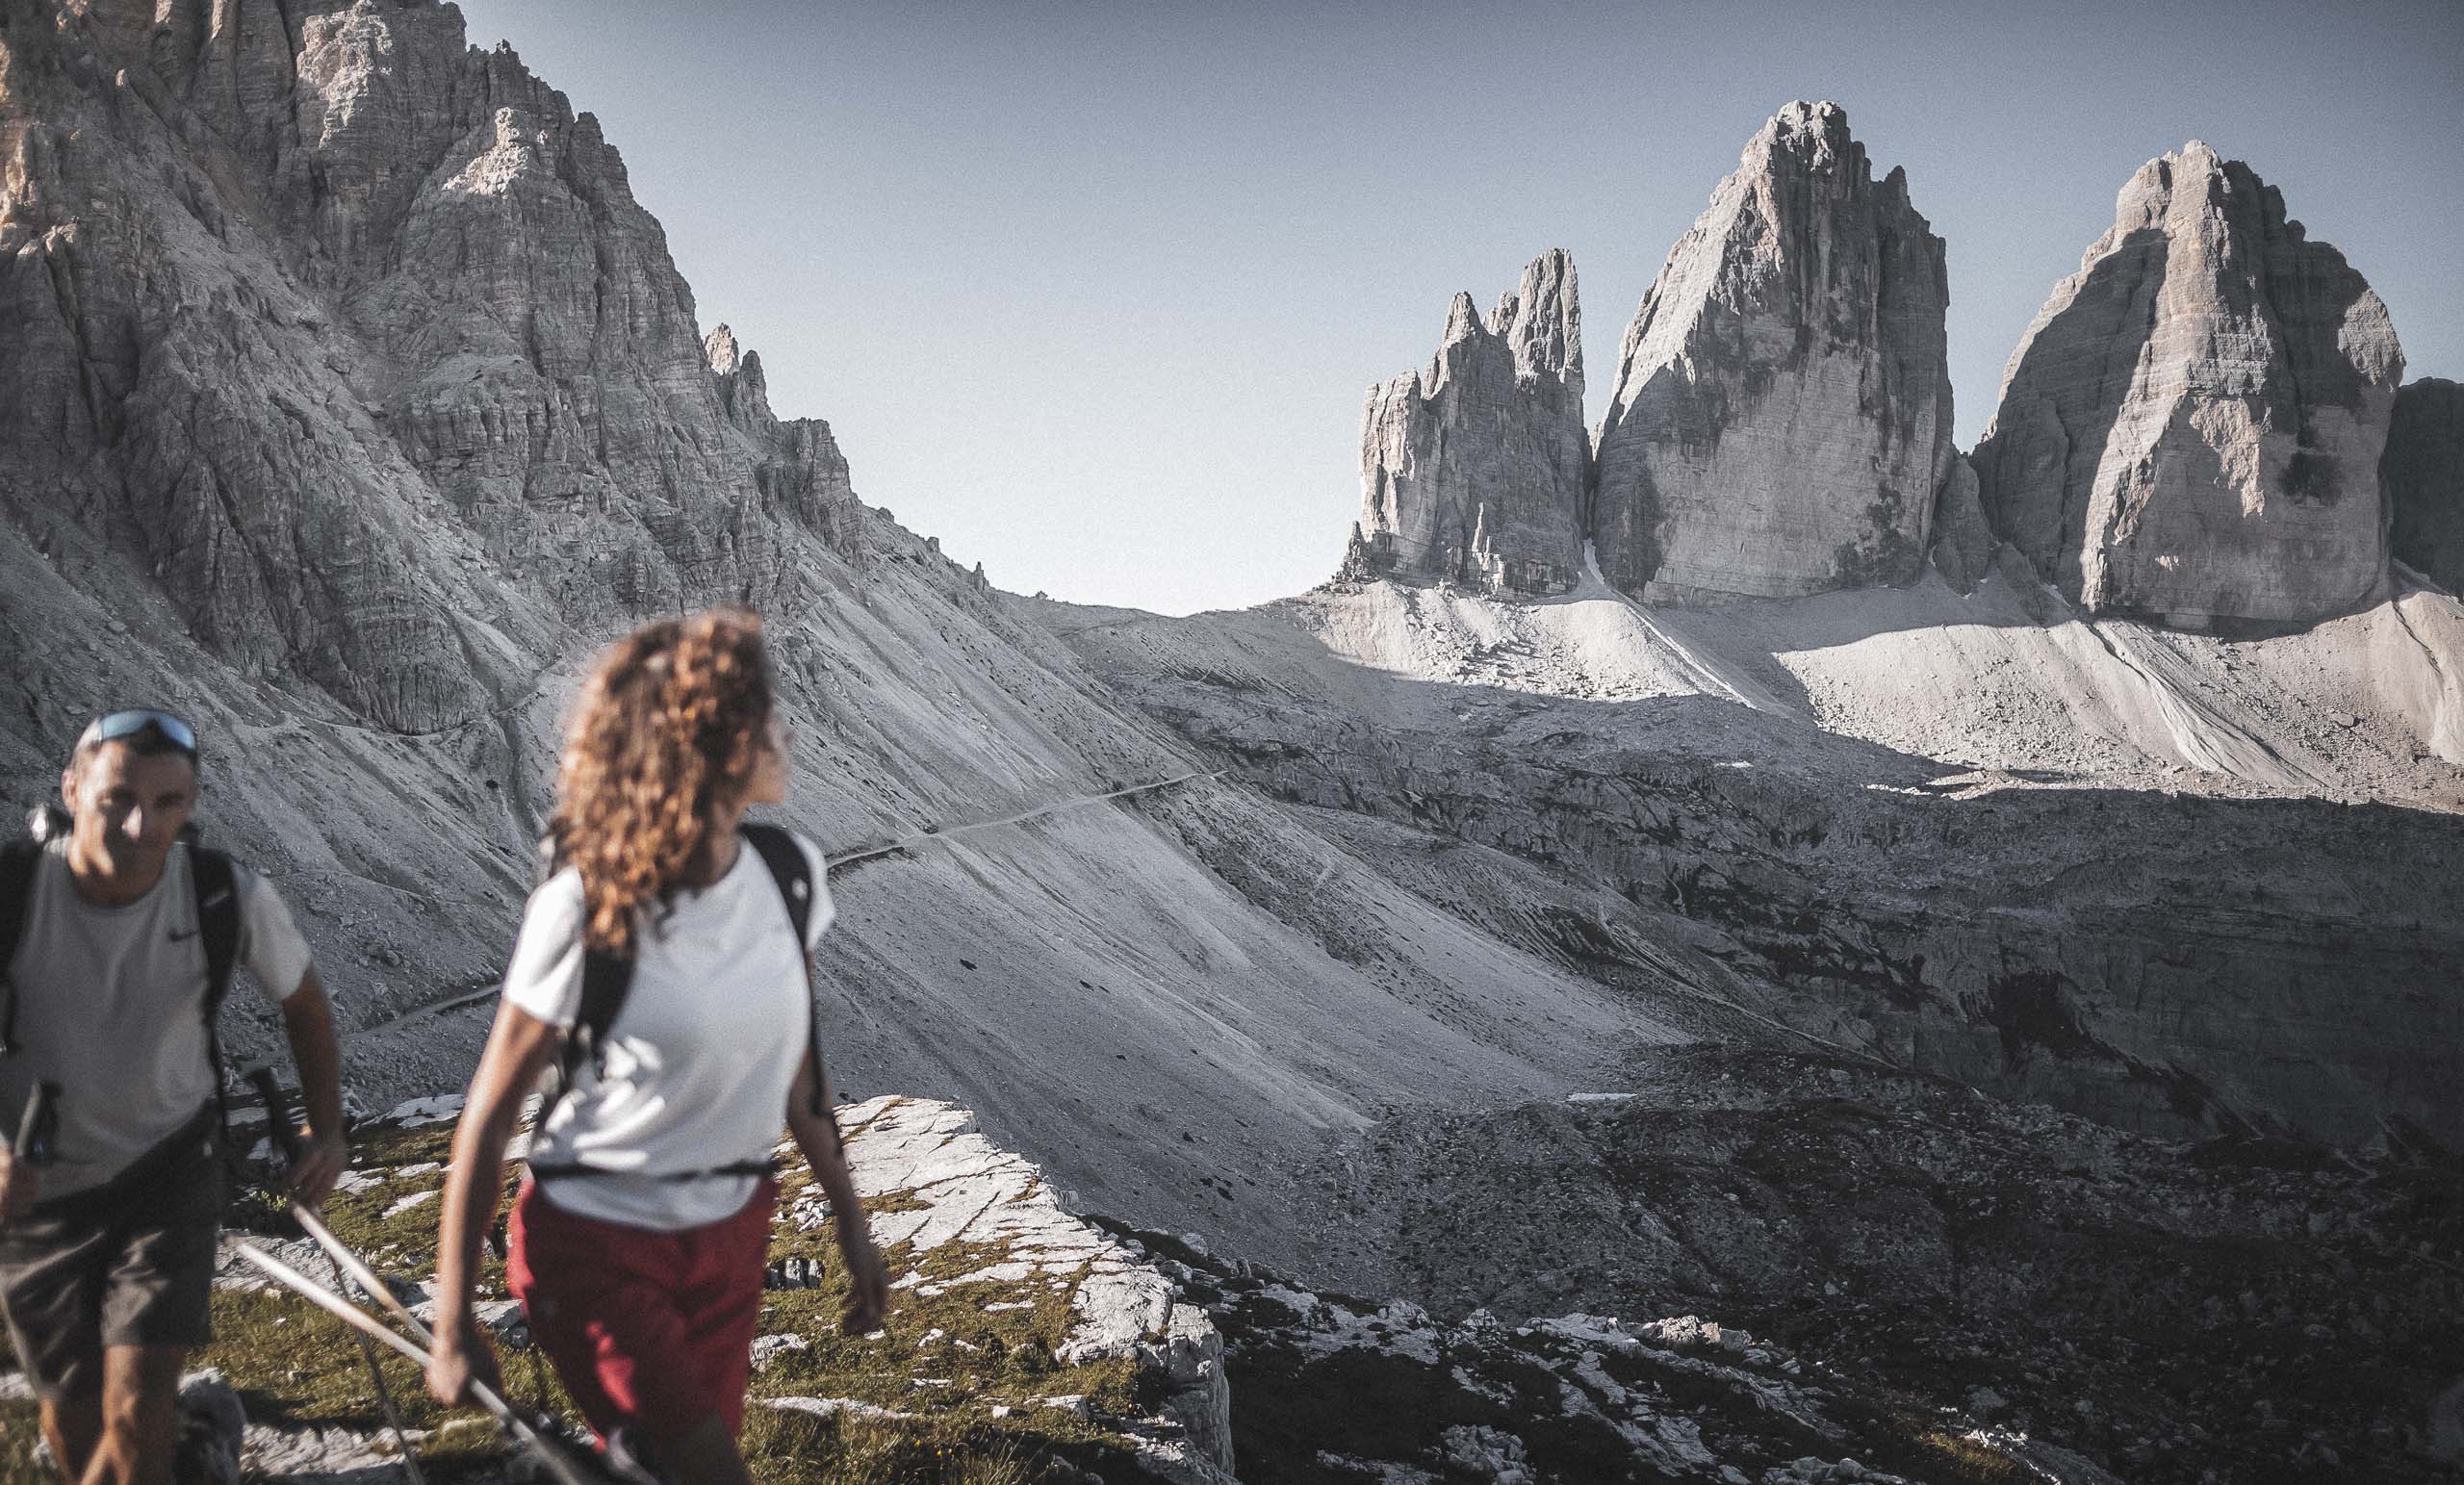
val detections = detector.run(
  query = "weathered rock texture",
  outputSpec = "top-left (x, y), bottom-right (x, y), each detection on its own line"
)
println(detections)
top-left (1972, 142), bottom-right (2404, 627)
top-left (2386, 377), bottom-right (2464, 594)
top-left (1350, 250), bottom-right (1588, 595)
top-left (1591, 102), bottom-right (1955, 603)
top-left (1928, 453), bottom-right (1994, 594)
top-left (0, 0), bottom-right (866, 732)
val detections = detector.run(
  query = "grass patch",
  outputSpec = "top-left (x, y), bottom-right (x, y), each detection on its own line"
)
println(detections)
top-left (1900, 1425), bottom-right (2040, 1485)
top-left (1, 1114), bottom-right (1164, 1485)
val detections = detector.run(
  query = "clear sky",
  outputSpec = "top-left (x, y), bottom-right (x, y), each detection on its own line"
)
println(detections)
top-left (449, 0), bottom-right (2463, 616)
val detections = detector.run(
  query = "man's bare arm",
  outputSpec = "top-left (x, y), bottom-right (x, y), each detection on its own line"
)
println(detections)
top-left (279, 966), bottom-right (349, 1206)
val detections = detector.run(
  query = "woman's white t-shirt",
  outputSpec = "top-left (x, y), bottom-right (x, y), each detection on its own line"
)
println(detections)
top-left (504, 832), bottom-right (833, 1230)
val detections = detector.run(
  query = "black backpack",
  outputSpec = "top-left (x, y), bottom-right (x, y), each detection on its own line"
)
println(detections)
top-left (529, 821), bottom-right (825, 1182)
top-left (0, 808), bottom-right (245, 1139)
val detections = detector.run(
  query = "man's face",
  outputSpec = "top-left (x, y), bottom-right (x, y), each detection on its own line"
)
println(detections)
top-left (61, 742), bottom-right (199, 876)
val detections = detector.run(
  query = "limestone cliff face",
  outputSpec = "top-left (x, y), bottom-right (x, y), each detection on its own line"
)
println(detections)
top-left (0, 0), bottom-right (864, 731)
top-left (2386, 377), bottom-right (2464, 594)
top-left (1590, 102), bottom-right (1955, 603)
top-left (1972, 143), bottom-right (2403, 627)
top-left (1352, 250), bottom-right (1587, 596)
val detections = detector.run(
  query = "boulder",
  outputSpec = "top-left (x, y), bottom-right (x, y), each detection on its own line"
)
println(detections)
top-left (1353, 250), bottom-right (1588, 596)
top-left (1590, 101), bottom-right (1955, 603)
top-left (2386, 377), bottom-right (2464, 594)
top-left (1971, 142), bottom-right (2404, 627)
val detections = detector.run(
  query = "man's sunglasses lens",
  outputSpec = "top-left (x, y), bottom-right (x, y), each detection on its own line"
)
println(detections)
top-left (93, 710), bottom-right (199, 755)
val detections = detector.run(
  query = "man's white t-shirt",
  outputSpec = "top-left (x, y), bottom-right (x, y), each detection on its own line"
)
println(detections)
top-left (0, 839), bottom-right (314, 1197)
top-left (505, 831), bottom-right (832, 1231)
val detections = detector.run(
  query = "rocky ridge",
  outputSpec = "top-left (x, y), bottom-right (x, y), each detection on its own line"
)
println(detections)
top-left (2, 0), bottom-right (1705, 1280)
top-left (1348, 249), bottom-right (1589, 596)
top-left (1971, 141), bottom-right (2405, 627)
top-left (1592, 101), bottom-right (1956, 605)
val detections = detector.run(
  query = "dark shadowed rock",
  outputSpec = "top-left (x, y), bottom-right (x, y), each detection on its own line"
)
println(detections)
top-left (2386, 377), bottom-right (2464, 594)
top-left (1972, 142), bottom-right (2404, 628)
top-left (1928, 453), bottom-right (1994, 594)
top-left (1353, 250), bottom-right (1588, 596)
top-left (1590, 102), bottom-right (1955, 604)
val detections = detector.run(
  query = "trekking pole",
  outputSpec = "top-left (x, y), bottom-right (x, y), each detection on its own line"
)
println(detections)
top-left (231, 1239), bottom-right (619, 1485)
top-left (244, 1067), bottom-right (427, 1485)
top-left (12, 1081), bottom-right (60, 1168)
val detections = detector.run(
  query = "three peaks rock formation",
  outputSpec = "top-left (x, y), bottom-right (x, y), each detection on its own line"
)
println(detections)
top-left (1350, 105), bottom-right (2436, 632)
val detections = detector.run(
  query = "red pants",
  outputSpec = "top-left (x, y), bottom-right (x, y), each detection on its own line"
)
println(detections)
top-left (506, 1177), bottom-right (777, 1446)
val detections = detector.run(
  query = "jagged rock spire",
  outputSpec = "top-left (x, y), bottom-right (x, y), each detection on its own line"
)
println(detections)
top-left (1972, 141), bottom-right (2404, 627)
top-left (1352, 249), bottom-right (1589, 596)
top-left (1589, 101), bottom-right (1956, 604)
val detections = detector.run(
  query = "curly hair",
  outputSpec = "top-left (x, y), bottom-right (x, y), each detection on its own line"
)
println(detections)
top-left (550, 609), bottom-right (776, 954)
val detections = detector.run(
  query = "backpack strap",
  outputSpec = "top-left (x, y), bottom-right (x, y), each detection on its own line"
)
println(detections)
top-left (0, 837), bottom-right (41, 1055)
top-left (739, 824), bottom-right (826, 1117)
top-left (739, 824), bottom-right (814, 945)
top-left (187, 847), bottom-right (244, 1142)
top-left (561, 947), bottom-right (635, 1089)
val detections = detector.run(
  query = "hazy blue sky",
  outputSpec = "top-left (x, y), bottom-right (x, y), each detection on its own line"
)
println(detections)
top-left (451, 0), bottom-right (2462, 616)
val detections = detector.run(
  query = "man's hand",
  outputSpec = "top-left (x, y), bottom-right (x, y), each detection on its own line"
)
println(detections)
top-left (839, 1230), bottom-right (889, 1335)
top-left (425, 1311), bottom-right (504, 1408)
top-left (286, 1126), bottom-right (348, 1209)
top-left (0, 1146), bottom-right (38, 1224)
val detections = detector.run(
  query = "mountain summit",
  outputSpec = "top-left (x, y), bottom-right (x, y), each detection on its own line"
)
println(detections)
top-left (1591, 100), bottom-right (1957, 604)
top-left (1973, 141), bottom-right (2405, 627)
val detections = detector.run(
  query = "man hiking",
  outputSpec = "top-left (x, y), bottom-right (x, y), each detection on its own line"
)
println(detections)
top-left (0, 709), bottom-right (346, 1485)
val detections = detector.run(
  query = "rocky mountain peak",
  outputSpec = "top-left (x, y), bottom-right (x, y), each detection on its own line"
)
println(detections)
top-left (1753, 97), bottom-right (1854, 166)
top-left (1348, 250), bottom-right (1589, 596)
top-left (706, 322), bottom-right (748, 376)
top-left (0, 0), bottom-right (866, 732)
top-left (1441, 290), bottom-right (1483, 348)
top-left (1491, 245), bottom-right (1581, 391)
top-left (1589, 100), bottom-right (1955, 603)
top-left (1973, 141), bottom-right (2403, 627)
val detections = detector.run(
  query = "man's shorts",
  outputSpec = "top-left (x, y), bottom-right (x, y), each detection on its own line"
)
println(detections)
top-left (506, 1175), bottom-right (777, 1447)
top-left (0, 1110), bottom-right (222, 1401)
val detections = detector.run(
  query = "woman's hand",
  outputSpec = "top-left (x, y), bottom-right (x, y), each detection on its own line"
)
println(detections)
top-left (839, 1230), bottom-right (889, 1335)
top-left (425, 1311), bottom-right (504, 1407)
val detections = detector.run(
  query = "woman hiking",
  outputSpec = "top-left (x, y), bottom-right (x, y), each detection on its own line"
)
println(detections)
top-left (425, 610), bottom-right (888, 1484)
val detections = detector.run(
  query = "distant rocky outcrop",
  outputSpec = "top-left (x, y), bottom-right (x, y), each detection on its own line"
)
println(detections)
top-left (2386, 377), bottom-right (2464, 594)
top-left (1972, 142), bottom-right (2404, 628)
top-left (1590, 101), bottom-right (1956, 604)
top-left (1349, 250), bottom-right (1588, 596)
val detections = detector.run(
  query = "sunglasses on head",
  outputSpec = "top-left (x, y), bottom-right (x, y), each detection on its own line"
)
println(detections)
top-left (79, 709), bottom-right (200, 760)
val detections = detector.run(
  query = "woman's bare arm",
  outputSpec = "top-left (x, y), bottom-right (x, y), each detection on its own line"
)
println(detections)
top-left (785, 1051), bottom-right (887, 1334)
top-left (427, 999), bottom-right (562, 1404)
